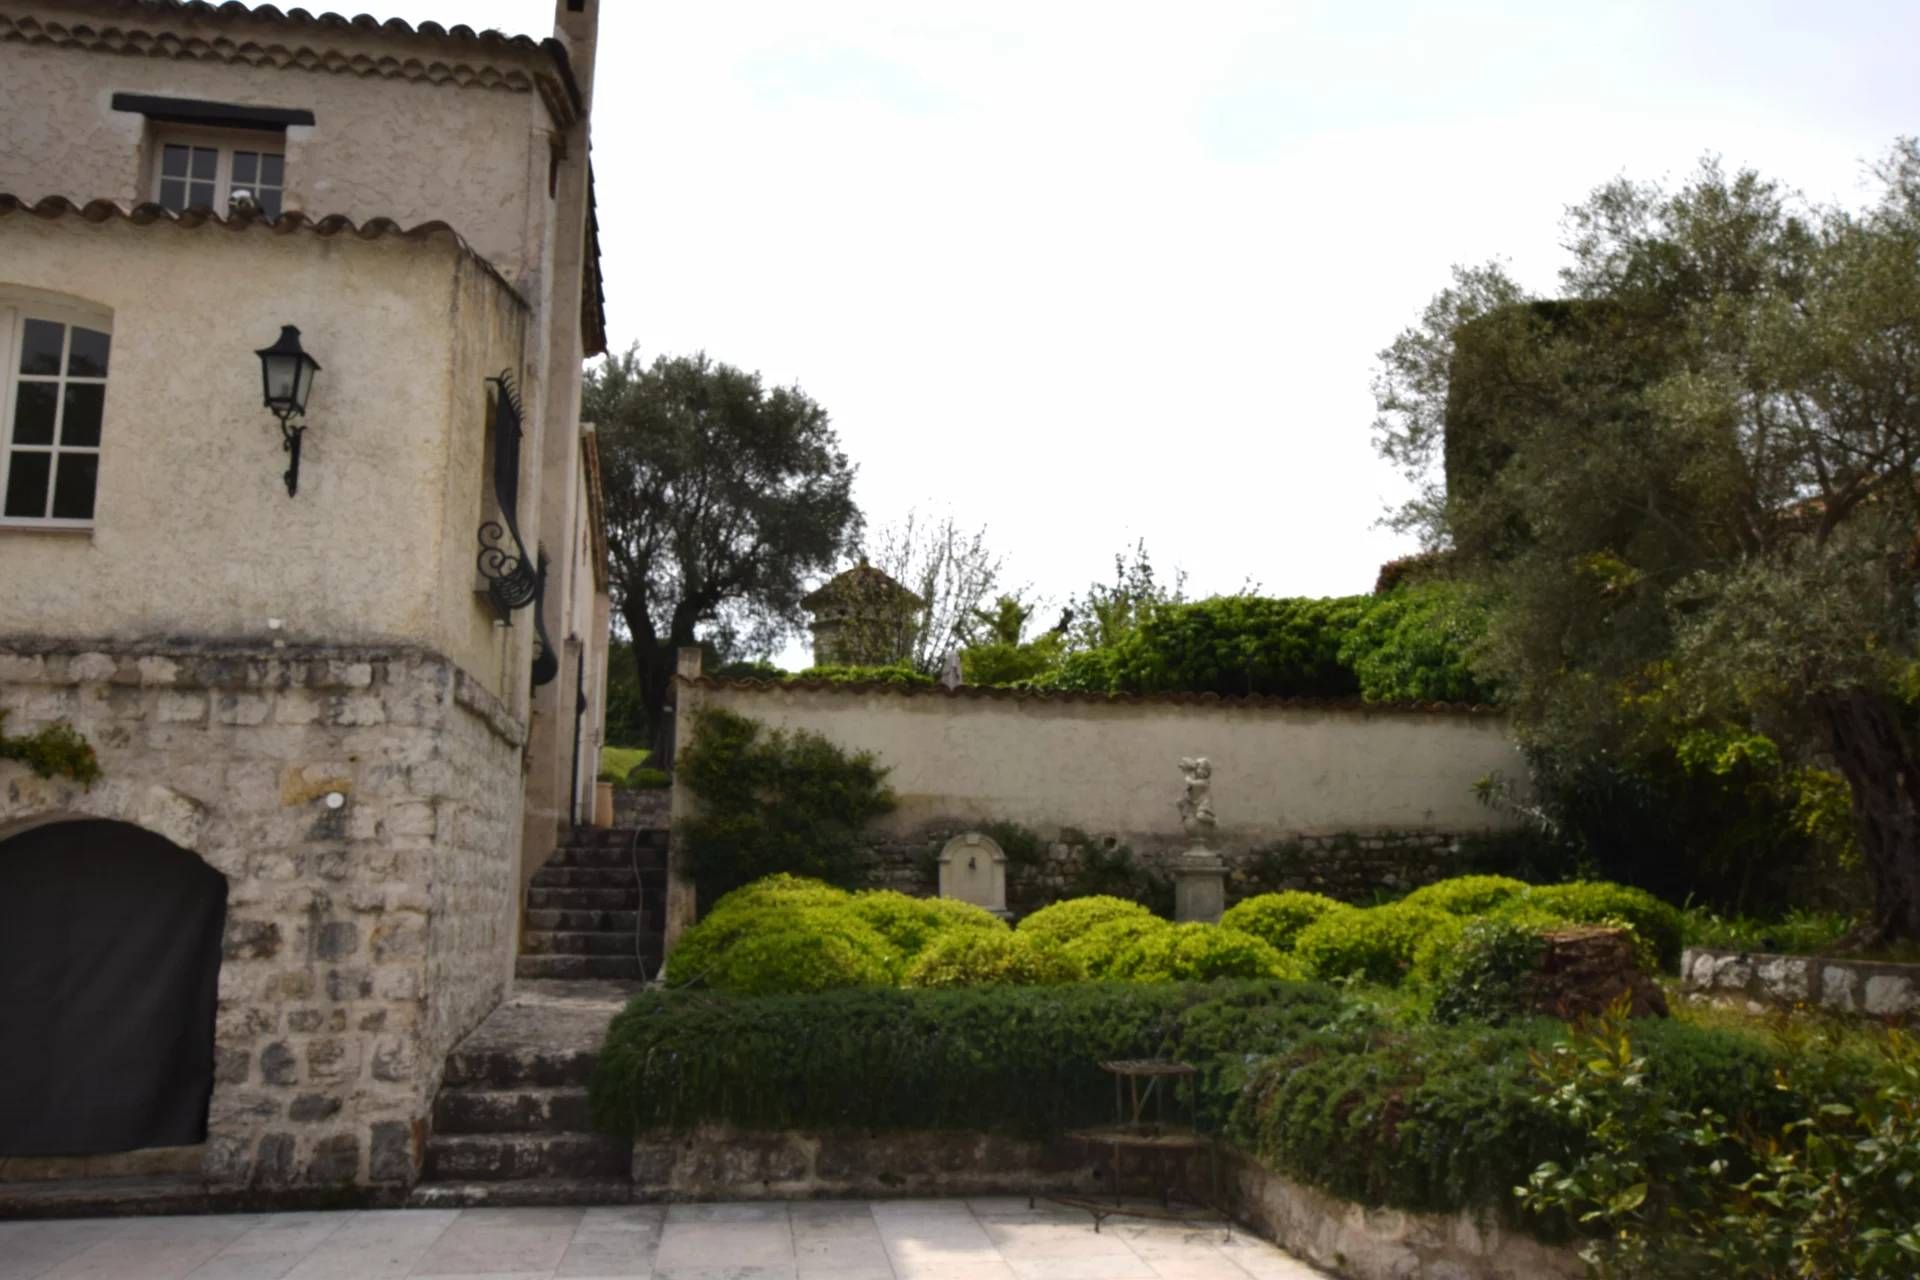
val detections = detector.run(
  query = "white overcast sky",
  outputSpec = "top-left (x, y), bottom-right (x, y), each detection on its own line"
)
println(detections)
top-left (385, 0), bottom-right (1916, 648)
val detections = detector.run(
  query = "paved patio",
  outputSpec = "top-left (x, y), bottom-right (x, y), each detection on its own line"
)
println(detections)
top-left (0, 1197), bottom-right (1328, 1279)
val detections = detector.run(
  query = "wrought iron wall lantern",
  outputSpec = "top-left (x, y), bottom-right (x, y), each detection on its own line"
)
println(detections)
top-left (254, 325), bottom-right (321, 496)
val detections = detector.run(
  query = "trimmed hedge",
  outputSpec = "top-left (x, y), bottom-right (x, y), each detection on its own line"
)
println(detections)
top-left (590, 981), bottom-right (1367, 1140)
top-left (1109, 923), bottom-right (1299, 983)
top-left (1061, 916), bottom-right (1173, 978)
top-left (1400, 875), bottom-right (1530, 917)
top-left (1016, 895), bottom-right (1155, 945)
top-left (1293, 903), bottom-right (1461, 984)
top-left (848, 890), bottom-right (1007, 959)
top-left (903, 931), bottom-right (1084, 988)
top-left (1220, 891), bottom-right (1352, 952)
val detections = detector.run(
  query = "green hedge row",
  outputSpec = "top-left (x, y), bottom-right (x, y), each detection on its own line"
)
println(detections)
top-left (590, 980), bottom-right (1365, 1140)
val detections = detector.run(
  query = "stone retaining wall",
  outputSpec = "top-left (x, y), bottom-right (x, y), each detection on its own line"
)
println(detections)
top-left (0, 639), bottom-right (526, 1191)
top-left (627, 1128), bottom-right (1583, 1280)
top-left (865, 823), bottom-right (1470, 915)
top-left (1681, 946), bottom-right (1919, 1021)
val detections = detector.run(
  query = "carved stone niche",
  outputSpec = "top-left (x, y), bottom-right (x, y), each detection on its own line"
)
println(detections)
top-left (937, 832), bottom-right (1010, 918)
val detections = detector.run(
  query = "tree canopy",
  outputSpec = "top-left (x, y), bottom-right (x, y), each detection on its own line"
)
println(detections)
top-left (1374, 141), bottom-right (1920, 939)
top-left (587, 348), bottom-right (861, 753)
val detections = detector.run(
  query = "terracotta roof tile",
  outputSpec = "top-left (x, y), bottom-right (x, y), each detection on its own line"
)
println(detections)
top-left (0, 194), bottom-right (529, 308)
top-left (683, 675), bottom-right (1501, 716)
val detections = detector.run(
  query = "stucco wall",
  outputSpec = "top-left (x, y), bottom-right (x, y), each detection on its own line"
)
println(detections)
top-left (0, 214), bottom-right (533, 705)
top-left (675, 680), bottom-right (1526, 844)
top-left (0, 8), bottom-right (551, 279)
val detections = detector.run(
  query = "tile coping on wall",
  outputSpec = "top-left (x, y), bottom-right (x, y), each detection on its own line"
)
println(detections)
top-left (1681, 946), bottom-right (1920, 1021)
top-left (678, 674), bottom-right (1501, 715)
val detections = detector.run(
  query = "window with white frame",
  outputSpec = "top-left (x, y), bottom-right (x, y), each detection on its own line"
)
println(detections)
top-left (1, 304), bottom-right (111, 526)
top-left (154, 136), bottom-right (285, 218)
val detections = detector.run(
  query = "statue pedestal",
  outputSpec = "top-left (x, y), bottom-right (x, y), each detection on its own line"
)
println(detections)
top-left (1172, 849), bottom-right (1227, 923)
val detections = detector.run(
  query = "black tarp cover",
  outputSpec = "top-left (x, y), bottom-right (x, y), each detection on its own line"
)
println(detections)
top-left (0, 819), bottom-right (227, 1156)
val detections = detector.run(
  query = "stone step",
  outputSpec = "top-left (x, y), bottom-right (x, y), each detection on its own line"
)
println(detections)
top-left (521, 930), bottom-right (658, 958)
top-left (561, 828), bottom-right (668, 851)
top-left (432, 1086), bottom-right (595, 1135)
top-left (525, 908), bottom-right (640, 932)
top-left (514, 954), bottom-right (648, 982)
top-left (545, 844), bottom-right (668, 870)
top-left (443, 1042), bottom-right (600, 1090)
top-left (422, 1132), bottom-right (630, 1182)
top-left (525, 887), bottom-right (641, 911)
top-left (529, 865), bottom-right (643, 890)
top-left (406, 1177), bottom-right (632, 1208)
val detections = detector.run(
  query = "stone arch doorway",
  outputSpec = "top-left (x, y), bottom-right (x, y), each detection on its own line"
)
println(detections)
top-left (0, 819), bottom-right (227, 1156)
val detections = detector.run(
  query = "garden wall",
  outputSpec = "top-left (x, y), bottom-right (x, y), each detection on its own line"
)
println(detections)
top-left (666, 650), bottom-right (1527, 934)
top-left (1681, 946), bottom-right (1920, 1021)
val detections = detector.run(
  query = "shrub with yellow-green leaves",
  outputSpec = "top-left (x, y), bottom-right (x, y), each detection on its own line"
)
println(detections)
top-left (1293, 903), bottom-right (1461, 985)
top-left (1220, 891), bottom-right (1352, 952)
top-left (1109, 923), bottom-right (1300, 983)
top-left (903, 930), bottom-right (1085, 988)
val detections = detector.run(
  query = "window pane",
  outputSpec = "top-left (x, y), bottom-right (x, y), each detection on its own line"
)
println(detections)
top-left (12, 382), bottom-right (56, 445)
top-left (187, 180), bottom-right (216, 210)
top-left (61, 384), bottom-right (105, 447)
top-left (51, 453), bottom-right (98, 521)
top-left (19, 319), bottom-right (63, 375)
top-left (190, 146), bottom-right (217, 180)
top-left (4, 450), bottom-right (50, 518)
top-left (68, 326), bottom-right (110, 378)
top-left (259, 189), bottom-right (283, 219)
top-left (162, 144), bottom-right (190, 178)
top-left (232, 151), bottom-right (258, 185)
top-left (260, 154), bottom-right (285, 187)
top-left (158, 178), bottom-right (187, 210)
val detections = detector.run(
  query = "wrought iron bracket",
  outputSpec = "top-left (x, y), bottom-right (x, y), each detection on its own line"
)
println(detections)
top-left (276, 414), bottom-right (306, 497)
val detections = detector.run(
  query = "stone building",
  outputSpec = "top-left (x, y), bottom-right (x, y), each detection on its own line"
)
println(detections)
top-left (0, 1), bottom-right (611, 1196)
top-left (800, 559), bottom-right (925, 667)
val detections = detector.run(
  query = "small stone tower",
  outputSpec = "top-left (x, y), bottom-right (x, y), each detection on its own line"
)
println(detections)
top-left (801, 558), bottom-right (925, 668)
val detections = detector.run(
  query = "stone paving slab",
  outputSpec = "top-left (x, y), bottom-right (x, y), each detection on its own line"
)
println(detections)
top-left (0, 1198), bottom-right (1329, 1279)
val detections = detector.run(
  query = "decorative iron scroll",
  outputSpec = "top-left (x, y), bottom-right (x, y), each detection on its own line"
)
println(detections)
top-left (530, 551), bottom-right (560, 688)
top-left (476, 370), bottom-right (539, 616)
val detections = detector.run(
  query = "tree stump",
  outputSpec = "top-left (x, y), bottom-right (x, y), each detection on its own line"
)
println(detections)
top-left (1523, 926), bottom-right (1669, 1019)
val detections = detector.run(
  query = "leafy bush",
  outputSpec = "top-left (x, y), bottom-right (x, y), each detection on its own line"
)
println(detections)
top-left (1233, 1013), bottom-right (1806, 1228)
top-left (791, 663), bottom-right (934, 686)
top-left (903, 930), bottom-right (1084, 988)
top-left (1293, 903), bottom-right (1461, 985)
top-left (1520, 881), bottom-right (1686, 970)
top-left (677, 707), bottom-right (896, 903)
top-left (706, 908), bottom-right (899, 995)
top-left (1336, 581), bottom-right (1495, 704)
top-left (707, 873), bottom-right (851, 917)
top-left (1410, 914), bottom-right (1560, 1025)
top-left (1017, 895), bottom-right (1156, 945)
top-left (846, 890), bottom-right (1007, 959)
top-left (1400, 874), bottom-right (1531, 916)
top-left (1110, 923), bottom-right (1299, 983)
top-left (1221, 891), bottom-right (1352, 952)
top-left (1518, 1007), bottom-right (1916, 1278)
top-left (961, 635), bottom-right (1063, 687)
top-left (590, 980), bottom-right (1368, 1139)
top-left (1060, 916), bottom-right (1173, 978)
top-left (1680, 906), bottom-right (1863, 957)
top-left (626, 766), bottom-right (671, 789)
top-left (1107, 596), bottom-right (1371, 698)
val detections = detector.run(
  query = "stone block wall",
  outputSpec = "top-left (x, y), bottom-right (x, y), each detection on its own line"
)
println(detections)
top-left (1682, 946), bottom-right (1919, 1021)
top-left (0, 639), bottom-right (525, 1191)
top-left (864, 822), bottom-right (1470, 915)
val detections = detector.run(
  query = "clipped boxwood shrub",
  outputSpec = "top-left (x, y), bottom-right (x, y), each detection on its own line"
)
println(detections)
top-left (1110, 923), bottom-right (1300, 983)
top-left (1061, 916), bottom-right (1173, 978)
top-left (1017, 895), bottom-right (1157, 945)
top-left (1221, 891), bottom-right (1352, 952)
top-left (707, 908), bottom-right (898, 995)
top-left (1293, 903), bottom-right (1460, 985)
top-left (846, 890), bottom-right (1007, 959)
top-left (1520, 881), bottom-right (1686, 970)
top-left (1399, 875), bottom-right (1530, 916)
top-left (903, 930), bottom-right (1084, 988)
top-left (707, 873), bottom-right (851, 917)
top-left (590, 980), bottom-right (1369, 1140)
top-left (1410, 913), bottom-right (1563, 1025)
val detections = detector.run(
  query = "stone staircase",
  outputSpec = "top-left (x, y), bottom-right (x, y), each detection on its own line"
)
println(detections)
top-left (409, 825), bottom-right (668, 1207)
top-left (409, 980), bottom-right (638, 1207)
top-left (516, 827), bottom-right (668, 982)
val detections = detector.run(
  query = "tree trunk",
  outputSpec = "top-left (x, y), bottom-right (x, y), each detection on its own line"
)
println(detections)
top-left (1822, 691), bottom-right (1920, 942)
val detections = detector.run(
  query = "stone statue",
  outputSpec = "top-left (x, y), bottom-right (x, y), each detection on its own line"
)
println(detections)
top-left (939, 648), bottom-right (963, 690)
top-left (1177, 756), bottom-right (1216, 846)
